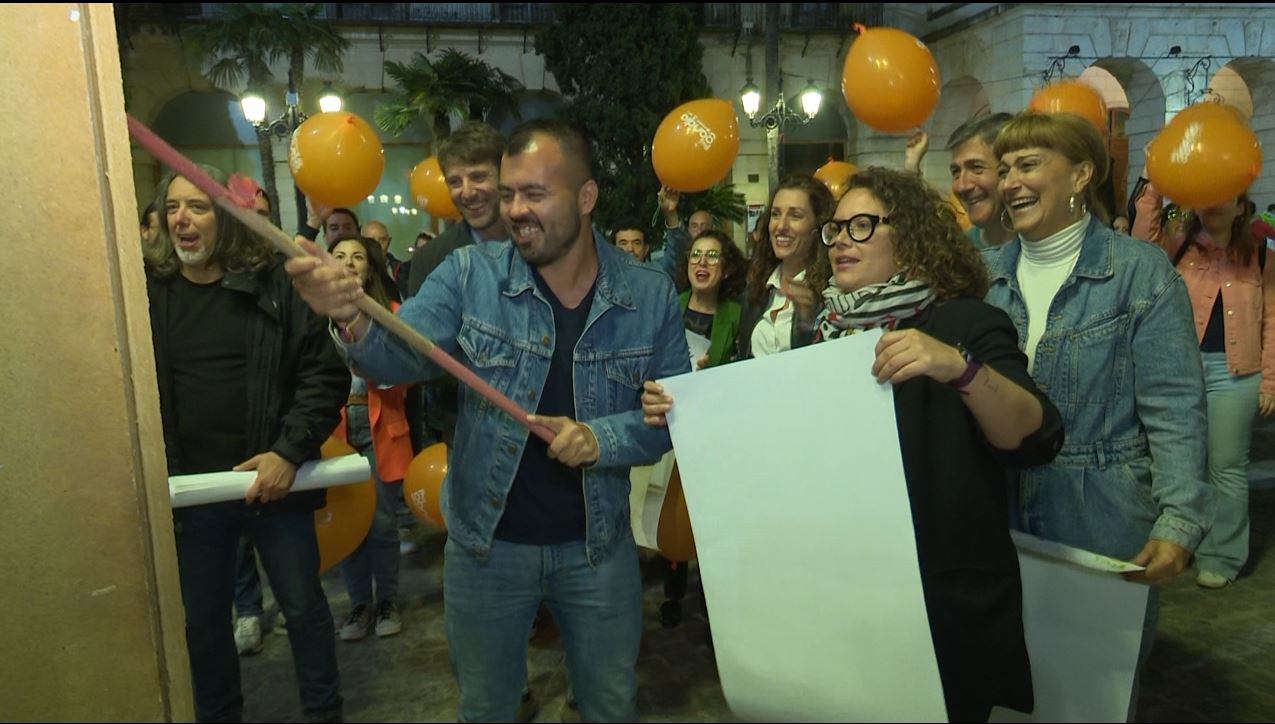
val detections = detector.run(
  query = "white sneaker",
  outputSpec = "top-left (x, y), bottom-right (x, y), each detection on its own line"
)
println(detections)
top-left (339, 603), bottom-right (373, 641)
top-left (1196, 570), bottom-right (1231, 589)
top-left (399, 528), bottom-right (419, 555)
top-left (234, 616), bottom-right (264, 655)
top-left (374, 600), bottom-right (403, 638)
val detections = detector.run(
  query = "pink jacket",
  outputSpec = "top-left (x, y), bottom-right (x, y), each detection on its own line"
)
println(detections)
top-left (1133, 184), bottom-right (1275, 393)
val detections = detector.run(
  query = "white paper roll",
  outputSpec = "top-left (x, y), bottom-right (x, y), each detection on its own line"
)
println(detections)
top-left (168, 454), bottom-right (371, 508)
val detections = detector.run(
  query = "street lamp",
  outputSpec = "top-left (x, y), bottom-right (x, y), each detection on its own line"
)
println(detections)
top-left (740, 75), bottom-right (823, 131)
top-left (240, 71), bottom-right (342, 224)
top-left (240, 75), bottom-right (343, 134)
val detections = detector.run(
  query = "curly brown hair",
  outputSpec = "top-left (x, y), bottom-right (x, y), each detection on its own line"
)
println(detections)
top-left (679, 229), bottom-right (747, 301)
top-left (808, 166), bottom-right (988, 301)
top-left (746, 175), bottom-right (835, 308)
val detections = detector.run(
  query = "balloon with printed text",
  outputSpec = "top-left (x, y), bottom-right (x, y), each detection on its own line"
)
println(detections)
top-left (403, 442), bottom-right (448, 530)
top-left (652, 99), bottom-right (741, 193)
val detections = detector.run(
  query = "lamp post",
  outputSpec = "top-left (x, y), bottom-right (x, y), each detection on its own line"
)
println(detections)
top-left (740, 74), bottom-right (823, 187)
top-left (240, 71), bottom-right (342, 227)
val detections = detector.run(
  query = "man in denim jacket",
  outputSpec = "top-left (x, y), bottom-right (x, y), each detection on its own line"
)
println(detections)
top-left (288, 118), bottom-right (691, 722)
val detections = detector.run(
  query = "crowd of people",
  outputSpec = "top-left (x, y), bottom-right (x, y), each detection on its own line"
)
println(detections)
top-left (141, 99), bottom-right (1271, 721)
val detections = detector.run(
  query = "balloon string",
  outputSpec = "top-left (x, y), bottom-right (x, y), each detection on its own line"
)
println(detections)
top-left (125, 113), bottom-right (557, 446)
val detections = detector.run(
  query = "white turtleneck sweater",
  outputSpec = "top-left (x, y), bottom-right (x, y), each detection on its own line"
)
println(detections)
top-left (1017, 215), bottom-right (1090, 371)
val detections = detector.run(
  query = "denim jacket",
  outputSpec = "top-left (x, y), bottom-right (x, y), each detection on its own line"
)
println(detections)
top-left (983, 218), bottom-right (1210, 555)
top-left (341, 236), bottom-right (692, 564)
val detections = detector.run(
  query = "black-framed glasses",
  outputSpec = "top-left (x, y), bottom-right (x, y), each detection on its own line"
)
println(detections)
top-left (688, 249), bottom-right (722, 266)
top-left (821, 214), bottom-right (891, 246)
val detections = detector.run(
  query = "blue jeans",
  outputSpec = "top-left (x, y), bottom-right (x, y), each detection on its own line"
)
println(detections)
top-left (173, 502), bottom-right (342, 722)
top-left (1195, 352), bottom-right (1259, 579)
top-left (339, 404), bottom-right (401, 605)
top-left (443, 533), bottom-right (642, 722)
top-left (233, 536), bottom-right (264, 618)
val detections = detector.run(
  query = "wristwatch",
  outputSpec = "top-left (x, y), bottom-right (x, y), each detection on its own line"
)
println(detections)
top-left (948, 342), bottom-right (983, 392)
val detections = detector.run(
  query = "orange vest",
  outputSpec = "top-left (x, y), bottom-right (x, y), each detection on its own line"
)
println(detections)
top-left (334, 383), bottom-right (413, 483)
top-left (332, 302), bottom-right (414, 482)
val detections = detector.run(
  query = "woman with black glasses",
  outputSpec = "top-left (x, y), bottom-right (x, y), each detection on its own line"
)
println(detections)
top-left (644, 167), bottom-right (1064, 722)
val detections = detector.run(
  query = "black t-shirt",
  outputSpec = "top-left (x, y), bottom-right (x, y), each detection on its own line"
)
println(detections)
top-left (1201, 294), bottom-right (1225, 353)
top-left (167, 275), bottom-right (253, 473)
top-left (494, 269), bottom-right (598, 544)
top-left (683, 307), bottom-right (714, 338)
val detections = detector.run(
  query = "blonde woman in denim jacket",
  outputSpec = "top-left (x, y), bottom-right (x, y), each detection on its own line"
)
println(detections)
top-left (985, 114), bottom-right (1210, 703)
top-left (1133, 183), bottom-right (1275, 588)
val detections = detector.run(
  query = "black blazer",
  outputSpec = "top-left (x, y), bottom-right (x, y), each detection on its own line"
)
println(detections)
top-left (891, 297), bottom-right (1064, 721)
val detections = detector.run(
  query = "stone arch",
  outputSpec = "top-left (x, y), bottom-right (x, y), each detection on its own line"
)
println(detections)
top-left (137, 90), bottom-right (262, 208)
top-left (1210, 58), bottom-right (1275, 205)
top-left (1088, 58), bottom-right (1165, 208)
top-left (924, 75), bottom-right (991, 180)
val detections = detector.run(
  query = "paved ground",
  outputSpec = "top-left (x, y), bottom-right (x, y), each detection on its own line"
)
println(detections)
top-left (240, 424), bottom-right (1275, 722)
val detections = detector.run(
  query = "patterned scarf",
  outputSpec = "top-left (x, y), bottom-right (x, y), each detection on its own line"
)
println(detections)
top-left (816, 273), bottom-right (935, 341)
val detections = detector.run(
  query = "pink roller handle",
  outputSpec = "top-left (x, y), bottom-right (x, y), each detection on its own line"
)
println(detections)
top-left (127, 114), bottom-right (556, 445)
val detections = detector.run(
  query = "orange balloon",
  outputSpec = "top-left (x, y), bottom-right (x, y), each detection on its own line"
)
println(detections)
top-left (652, 99), bottom-right (740, 193)
top-left (314, 436), bottom-right (375, 574)
top-left (813, 159), bottom-right (859, 200)
top-left (403, 443), bottom-right (448, 530)
top-left (410, 156), bottom-right (461, 221)
top-left (1029, 81), bottom-right (1108, 134)
top-left (842, 26), bottom-right (940, 133)
top-left (1146, 103), bottom-right (1262, 210)
top-left (289, 112), bottom-right (386, 208)
top-left (656, 462), bottom-right (696, 563)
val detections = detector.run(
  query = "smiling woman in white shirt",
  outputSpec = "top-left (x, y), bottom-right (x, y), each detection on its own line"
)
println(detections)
top-left (737, 175), bottom-right (835, 359)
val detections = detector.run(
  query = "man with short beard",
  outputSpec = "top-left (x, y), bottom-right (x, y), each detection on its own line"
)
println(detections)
top-left (287, 119), bottom-right (690, 722)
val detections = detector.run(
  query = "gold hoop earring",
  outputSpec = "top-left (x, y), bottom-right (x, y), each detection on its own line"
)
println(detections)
top-left (1000, 208), bottom-right (1015, 232)
top-left (1068, 195), bottom-right (1077, 215)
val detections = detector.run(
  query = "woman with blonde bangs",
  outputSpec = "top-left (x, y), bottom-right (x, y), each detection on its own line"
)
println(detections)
top-left (984, 112), bottom-right (1210, 710)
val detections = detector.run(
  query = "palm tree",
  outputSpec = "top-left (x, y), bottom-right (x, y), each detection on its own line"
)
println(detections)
top-left (376, 49), bottom-right (524, 148)
top-left (278, 3), bottom-right (349, 95)
top-left (195, 3), bottom-right (348, 225)
top-left (687, 182), bottom-right (747, 227)
top-left (196, 4), bottom-right (285, 225)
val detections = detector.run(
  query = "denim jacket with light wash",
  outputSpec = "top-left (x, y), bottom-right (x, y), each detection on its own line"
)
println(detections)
top-left (341, 236), bottom-right (692, 565)
top-left (983, 218), bottom-right (1211, 551)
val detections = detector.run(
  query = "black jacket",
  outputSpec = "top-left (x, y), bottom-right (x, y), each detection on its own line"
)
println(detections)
top-left (892, 297), bottom-right (1064, 721)
top-left (406, 220), bottom-right (473, 298)
top-left (147, 260), bottom-right (350, 512)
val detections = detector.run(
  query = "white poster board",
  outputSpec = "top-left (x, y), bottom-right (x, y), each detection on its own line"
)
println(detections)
top-left (991, 532), bottom-right (1149, 723)
top-left (662, 331), bottom-right (948, 722)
